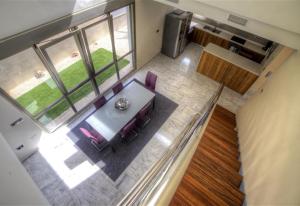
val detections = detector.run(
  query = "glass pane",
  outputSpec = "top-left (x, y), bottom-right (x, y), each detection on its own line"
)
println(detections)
top-left (69, 82), bottom-right (96, 111)
top-left (96, 65), bottom-right (118, 92)
top-left (118, 53), bottom-right (133, 79)
top-left (112, 6), bottom-right (132, 57)
top-left (0, 48), bottom-right (63, 116)
top-left (38, 99), bottom-right (74, 132)
top-left (45, 36), bottom-right (89, 91)
top-left (85, 20), bottom-right (114, 72)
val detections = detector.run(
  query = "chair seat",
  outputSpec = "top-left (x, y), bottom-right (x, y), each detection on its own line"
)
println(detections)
top-left (138, 102), bottom-right (152, 118)
top-left (80, 127), bottom-right (107, 151)
top-left (90, 130), bottom-right (105, 144)
top-left (137, 101), bottom-right (152, 127)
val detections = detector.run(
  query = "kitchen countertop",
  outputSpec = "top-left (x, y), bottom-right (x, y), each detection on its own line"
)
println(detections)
top-left (204, 43), bottom-right (262, 76)
top-left (194, 22), bottom-right (267, 56)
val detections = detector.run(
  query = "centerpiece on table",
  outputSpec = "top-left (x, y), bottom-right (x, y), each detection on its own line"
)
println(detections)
top-left (115, 97), bottom-right (129, 111)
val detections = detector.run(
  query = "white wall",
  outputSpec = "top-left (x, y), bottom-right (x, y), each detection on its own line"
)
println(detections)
top-left (197, 0), bottom-right (300, 35)
top-left (0, 94), bottom-right (42, 161)
top-left (154, 0), bottom-right (300, 50)
top-left (135, 0), bottom-right (173, 68)
top-left (0, 133), bottom-right (48, 205)
top-left (237, 51), bottom-right (300, 205)
top-left (0, 0), bottom-right (107, 39)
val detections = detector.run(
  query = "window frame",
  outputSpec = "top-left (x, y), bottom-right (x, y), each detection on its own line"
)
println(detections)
top-left (0, 3), bottom-right (136, 133)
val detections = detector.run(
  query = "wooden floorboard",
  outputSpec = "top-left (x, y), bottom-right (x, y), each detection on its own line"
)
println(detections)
top-left (201, 135), bottom-right (239, 162)
top-left (200, 144), bottom-right (241, 171)
top-left (205, 125), bottom-right (238, 146)
top-left (203, 133), bottom-right (240, 158)
top-left (169, 105), bottom-right (244, 206)
top-left (191, 157), bottom-right (242, 187)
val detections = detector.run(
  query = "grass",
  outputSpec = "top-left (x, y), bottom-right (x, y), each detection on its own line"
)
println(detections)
top-left (16, 48), bottom-right (129, 123)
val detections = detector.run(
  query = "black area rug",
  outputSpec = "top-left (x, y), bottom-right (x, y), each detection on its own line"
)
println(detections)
top-left (67, 82), bottom-right (178, 181)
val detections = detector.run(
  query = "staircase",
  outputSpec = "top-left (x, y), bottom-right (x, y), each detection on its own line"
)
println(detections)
top-left (170, 105), bottom-right (245, 206)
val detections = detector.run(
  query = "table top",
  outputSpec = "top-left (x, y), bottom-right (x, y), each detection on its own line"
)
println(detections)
top-left (86, 81), bottom-right (156, 141)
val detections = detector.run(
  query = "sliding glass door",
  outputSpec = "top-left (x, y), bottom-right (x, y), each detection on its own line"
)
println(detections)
top-left (43, 36), bottom-right (90, 91)
top-left (81, 17), bottom-right (119, 92)
top-left (41, 34), bottom-right (96, 111)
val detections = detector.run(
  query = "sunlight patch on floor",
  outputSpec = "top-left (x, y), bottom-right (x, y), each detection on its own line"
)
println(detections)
top-left (38, 126), bottom-right (100, 189)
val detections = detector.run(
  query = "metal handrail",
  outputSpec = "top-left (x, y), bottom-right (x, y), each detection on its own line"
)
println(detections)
top-left (118, 84), bottom-right (224, 206)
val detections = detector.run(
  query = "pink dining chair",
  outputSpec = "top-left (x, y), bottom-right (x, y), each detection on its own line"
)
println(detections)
top-left (112, 81), bottom-right (124, 95)
top-left (80, 127), bottom-right (107, 151)
top-left (137, 102), bottom-right (152, 128)
top-left (145, 71), bottom-right (157, 92)
top-left (94, 96), bottom-right (107, 110)
top-left (120, 118), bottom-right (138, 142)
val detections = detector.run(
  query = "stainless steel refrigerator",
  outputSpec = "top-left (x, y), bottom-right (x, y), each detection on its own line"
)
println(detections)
top-left (162, 10), bottom-right (193, 58)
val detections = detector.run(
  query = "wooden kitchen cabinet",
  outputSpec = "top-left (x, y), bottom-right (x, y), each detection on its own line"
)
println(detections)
top-left (191, 27), bottom-right (266, 63)
top-left (224, 64), bottom-right (258, 94)
top-left (191, 28), bottom-right (230, 49)
top-left (197, 51), bottom-right (230, 82)
top-left (197, 51), bottom-right (258, 94)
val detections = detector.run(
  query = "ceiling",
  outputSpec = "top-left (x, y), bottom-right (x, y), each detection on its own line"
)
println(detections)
top-left (155, 0), bottom-right (300, 50)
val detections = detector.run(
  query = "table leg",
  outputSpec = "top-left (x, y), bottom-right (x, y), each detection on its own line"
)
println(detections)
top-left (152, 97), bottom-right (155, 110)
top-left (111, 145), bottom-right (116, 153)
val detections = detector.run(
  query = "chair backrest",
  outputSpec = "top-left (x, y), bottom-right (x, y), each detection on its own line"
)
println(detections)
top-left (122, 118), bottom-right (136, 137)
top-left (80, 127), bottom-right (102, 143)
top-left (94, 96), bottom-right (107, 109)
top-left (139, 102), bottom-right (152, 118)
top-left (112, 82), bottom-right (124, 95)
top-left (145, 71), bottom-right (157, 91)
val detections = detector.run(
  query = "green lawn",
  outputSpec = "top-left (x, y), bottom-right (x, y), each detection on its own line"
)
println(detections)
top-left (16, 48), bottom-right (129, 123)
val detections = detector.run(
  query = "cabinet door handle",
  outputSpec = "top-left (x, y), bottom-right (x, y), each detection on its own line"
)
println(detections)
top-left (10, 118), bottom-right (23, 127)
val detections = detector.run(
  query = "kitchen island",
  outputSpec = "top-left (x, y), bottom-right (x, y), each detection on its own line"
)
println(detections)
top-left (197, 43), bottom-right (262, 94)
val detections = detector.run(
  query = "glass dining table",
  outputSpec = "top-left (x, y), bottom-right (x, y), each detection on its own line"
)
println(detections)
top-left (86, 80), bottom-right (155, 142)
